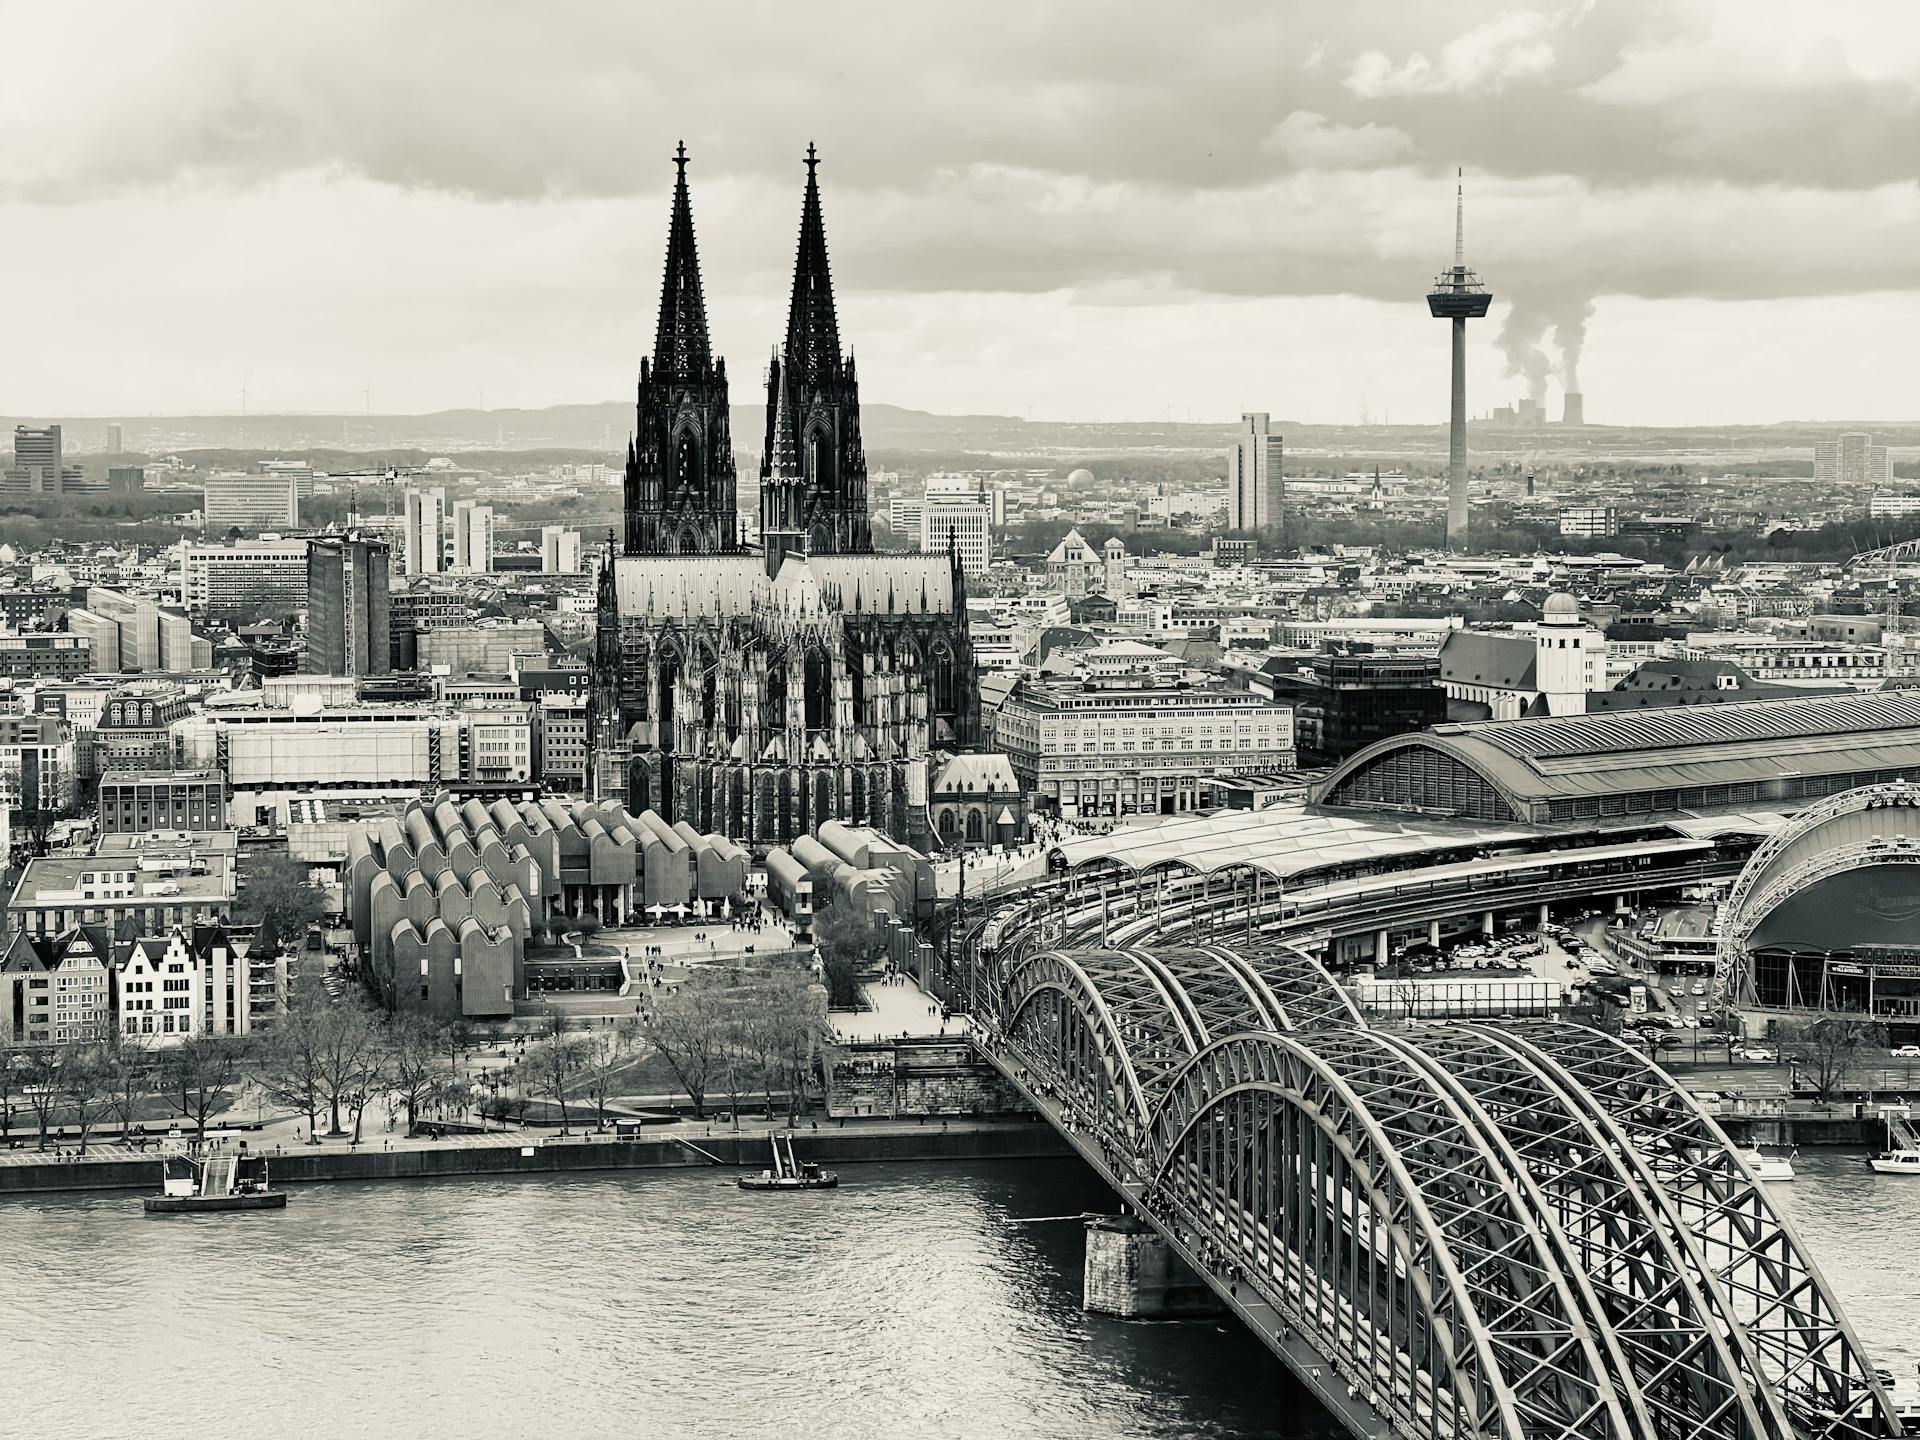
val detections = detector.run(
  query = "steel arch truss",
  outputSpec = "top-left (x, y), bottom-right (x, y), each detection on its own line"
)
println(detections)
top-left (977, 924), bottom-right (1895, 1440)
top-left (1392, 1025), bottom-right (1791, 1440)
top-left (996, 943), bottom-right (1365, 1120)
top-left (1148, 1031), bottom-right (1631, 1440)
top-left (1515, 1023), bottom-right (1896, 1440)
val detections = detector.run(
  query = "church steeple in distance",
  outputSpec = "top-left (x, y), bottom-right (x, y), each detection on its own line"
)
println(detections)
top-left (760, 143), bottom-right (871, 575)
top-left (625, 141), bottom-right (739, 557)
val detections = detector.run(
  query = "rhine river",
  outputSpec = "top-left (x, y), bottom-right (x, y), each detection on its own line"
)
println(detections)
top-left (4, 1153), bottom-right (1915, 1440)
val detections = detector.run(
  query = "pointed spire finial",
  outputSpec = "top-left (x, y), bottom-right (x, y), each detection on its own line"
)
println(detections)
top-left (1454, 166), bottom-right (1465, 272)
top-left (782, 144), bottom-right (841, 381)
top-left (654, 143), bottom-right (712, 377)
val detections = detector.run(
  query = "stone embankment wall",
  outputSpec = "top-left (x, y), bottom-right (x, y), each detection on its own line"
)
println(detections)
top-left (0, 1120), bottom-right (1071, 1196)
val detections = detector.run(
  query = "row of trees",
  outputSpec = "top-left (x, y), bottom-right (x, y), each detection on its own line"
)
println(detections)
top-left (506, 963), bottom-right (832, 1129)
top-left (0, 975), bottom-right (484, 1153)
top-left (257, 977), bottom-right (480, 1141)
top-left (0, 1029), bottom-right (246, 1154)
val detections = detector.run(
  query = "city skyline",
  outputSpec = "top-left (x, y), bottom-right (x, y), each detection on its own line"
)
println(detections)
top-left (6, 2), bottom-right (1920, 428)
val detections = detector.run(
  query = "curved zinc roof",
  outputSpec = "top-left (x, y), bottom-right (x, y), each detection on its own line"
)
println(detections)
top-left (1318, 692), bottom-right (1920, 813)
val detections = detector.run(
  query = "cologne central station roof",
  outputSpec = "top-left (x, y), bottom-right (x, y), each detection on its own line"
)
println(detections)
top-left (1046, 800), bottom-right (1790, 887)
top-left (1315, 692), bottom-right (1920, 824)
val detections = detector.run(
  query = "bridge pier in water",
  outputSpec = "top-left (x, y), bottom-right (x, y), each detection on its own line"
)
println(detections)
top-left (1082, 1215), bottom-right (1220, 1319)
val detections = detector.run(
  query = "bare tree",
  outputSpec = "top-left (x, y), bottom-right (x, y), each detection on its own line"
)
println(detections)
top-left (766, 970), bottom-right (830, 1123)
top-left (258, 990), bottom-right (327, 1142)
top-left (103, 1030), bottom-right (153, 1141)
top-left (737, 969), bottom-right (827, 1122)
top-left (581, 1018), bottom-right (641, 1131)
top-left (382, 1012), bottom-right (447, 1135)
top-left (312, 1003), bottom-right (380, 1139)
top-left (1779, 1015), bottom-right (1888, 1101)
top-left (61, 1041), bottom-right (112, 1154)
top-left (443, 1020), bottom-right (473, 1076)
top-left (20, 1045), bottom-right (63, 1150)
top-left (525, 1021), bottom-right (589, 1134)
top-left (0, 1031), bottom-right (19, 1144)
top-left (161, 1034), bottom-right (248, 1145)
top-left (640, 975), bottom-right (728, 1118)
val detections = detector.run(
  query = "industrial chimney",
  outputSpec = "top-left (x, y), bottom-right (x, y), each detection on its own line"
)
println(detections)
top-left (1561, 392), bottom-right (1585, 427)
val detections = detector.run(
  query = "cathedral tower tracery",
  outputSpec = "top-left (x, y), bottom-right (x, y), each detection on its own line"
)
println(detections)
top-left (760, 144), bottom-right (872, 577)
top-left (625, 142), bottom-right (738, 556)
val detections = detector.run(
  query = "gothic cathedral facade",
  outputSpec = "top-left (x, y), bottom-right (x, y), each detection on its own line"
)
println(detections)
top-left (593, 146), bottom-right (980, 851)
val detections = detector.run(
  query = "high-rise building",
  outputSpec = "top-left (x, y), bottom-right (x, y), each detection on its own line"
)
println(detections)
top-left (1815, 433), bottom-right (1891, 489)
top-left (541, 525), bottom-right (583, 573)
top-left (84, 589), bottom-right (162, 671)
top-left (1226, 412), bottom-right (1285, 532)
top-left (404, 488), bottom-right (447, 575)
top-left (2, 424), bottom-right (63, 497)
top-left (203, 471), bottom-right (301, 531)
top-left (179, 539), bottom-right (312, 621)
top-left (65, 609), bottom-right (120, 673)
top-left (451, 500), bottom-right (495, 572)
top-left (1264, 647), bottom-right (1447, 765)
top-left (106, 423), bottom-right (124, 455)
top-left (918, 473), bottom-right (994, 574)
top-left (305, 537), bottom-right (392, 678)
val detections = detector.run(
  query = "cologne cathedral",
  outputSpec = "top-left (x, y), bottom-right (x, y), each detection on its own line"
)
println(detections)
top-left (592, 145), bottom-right (980, 850)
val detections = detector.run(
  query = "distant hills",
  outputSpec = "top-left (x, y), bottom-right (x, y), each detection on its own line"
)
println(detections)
top-left (0, 403), bottom-right (1101, 459)
top-left (7, 403), bottom-right (1920, 465)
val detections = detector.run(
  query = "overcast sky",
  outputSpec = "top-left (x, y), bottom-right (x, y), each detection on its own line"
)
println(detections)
top-left (5, 0), bottom-right (1920, 426)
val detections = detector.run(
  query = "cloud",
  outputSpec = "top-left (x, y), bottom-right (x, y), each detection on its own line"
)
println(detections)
top-left (1346, 10), bottom-right (1559, 98)
top-left (8, 0), bottom-right (1920, 422)
top-left (1262, 112), bottom-right (1413, 167)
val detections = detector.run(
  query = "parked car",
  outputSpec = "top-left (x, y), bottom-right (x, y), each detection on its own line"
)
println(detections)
top-left (1891, 1045), bottom-right (1920, 1059)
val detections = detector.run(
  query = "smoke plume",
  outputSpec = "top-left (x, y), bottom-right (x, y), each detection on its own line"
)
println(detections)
top-left (1497, 302), bottom-right (1553, 405)
top-left (1497, 294), bottom-right (1595, 404)
top-left (1551, 298), bottom-right (1595, 394)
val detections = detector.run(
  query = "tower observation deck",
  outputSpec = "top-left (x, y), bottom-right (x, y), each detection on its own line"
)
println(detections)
top-left (1428, 173), bottom-right (1492, 550)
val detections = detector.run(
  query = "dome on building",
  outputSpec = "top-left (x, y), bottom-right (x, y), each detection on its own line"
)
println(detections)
top-left (1541, 591), bottom-right (1581, 624)
top-left (1067, 468), bottom-right (1094, 486)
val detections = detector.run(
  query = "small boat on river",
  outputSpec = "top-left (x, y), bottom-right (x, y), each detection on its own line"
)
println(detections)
top-left (1870, 1112), bottom-right (1920, 1177)
top-left (738, 1132), bottom-right (838, 1191)
top-left (1738, 1146), bottom-right (1797, 1182)
top-left (144, 1145), bottom-right (287, 1213)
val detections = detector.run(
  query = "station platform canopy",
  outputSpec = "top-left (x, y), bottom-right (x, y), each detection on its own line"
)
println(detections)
top-left (1049, 801), bottom-right (1793, 886)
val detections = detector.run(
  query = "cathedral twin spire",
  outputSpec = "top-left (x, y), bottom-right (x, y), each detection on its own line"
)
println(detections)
top-left (653, 141), bottom-right (712, 380)
top-left (782, 143), bottom-right (843, 386)
top-left (623, 141), bottom-right (869, 568)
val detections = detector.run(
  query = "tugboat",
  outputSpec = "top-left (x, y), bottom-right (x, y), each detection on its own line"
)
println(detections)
top-left (1870, 1112), bottom-right (1920, 1176)
top-left (144, 1143), bottom-right (287, 1213)
top-left (738, 1132), bottom-right (838, 1191)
